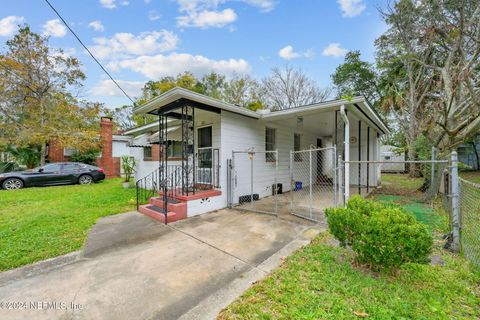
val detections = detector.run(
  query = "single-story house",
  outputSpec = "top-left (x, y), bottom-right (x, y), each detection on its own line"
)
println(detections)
top-left (48, 117), bottom-right (132, 177)
top-left (127, 87), bottom-right (389, 222)
top-left (457, 134), bottom-right (480, 170)
top-left (380, 145), bottom-right (406, 173)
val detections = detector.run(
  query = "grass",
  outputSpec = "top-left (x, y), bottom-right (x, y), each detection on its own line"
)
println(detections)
top-left (460, 171), bottom-right (480, 184)
top-left (371, 174), bottom-right (448, 232)
top-left (220, 173), bottom-right (480, 319)
top-left (0, 179), bottom-right (137, 271)
top-left (219, 233), bottom-right (480, 320)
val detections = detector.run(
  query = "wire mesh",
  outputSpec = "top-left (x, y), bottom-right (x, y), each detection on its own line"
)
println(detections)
top-left (341, 160), bottom-right (450, 230)
top-left (290, 147), bottom-right (337, 222)
top-left (459, 178), bottom-right (480, 267)
top-left (231, 150), bottom-right (278, 215)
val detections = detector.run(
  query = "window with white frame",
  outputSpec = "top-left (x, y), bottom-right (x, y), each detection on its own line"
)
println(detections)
top-left (265, 127), bottom-right (276, 161)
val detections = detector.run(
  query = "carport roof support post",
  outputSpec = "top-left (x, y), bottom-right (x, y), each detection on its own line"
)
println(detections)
top-left (340, 105), bottom-right (350, 203)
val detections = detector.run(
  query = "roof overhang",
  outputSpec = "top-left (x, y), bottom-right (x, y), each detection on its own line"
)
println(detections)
top-left (133, 87), bottom-right (260, 119)
top-left (262, 97), bottom-right (389, 134)
top-left (132, 88), bottom-right (389, 135)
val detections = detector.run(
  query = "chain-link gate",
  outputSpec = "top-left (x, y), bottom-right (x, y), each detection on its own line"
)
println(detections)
top-left (289, 147), bottom-right (337, 222)
top-left (228, 150), bottom-right (278, 215)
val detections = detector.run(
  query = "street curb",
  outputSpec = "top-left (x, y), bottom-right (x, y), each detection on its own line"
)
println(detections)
top-left (0, 251), bottom-right (81, 287)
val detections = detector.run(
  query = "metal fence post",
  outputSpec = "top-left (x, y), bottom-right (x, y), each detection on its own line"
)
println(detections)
top-left (309, 149), bottom-right (313, 219)
top-left (451, 151), bottom-right (460, 253)
top-left (338, 154), bottom-right (343, 207)
top-left (333, 146), bottom-right (337, 208)
top-left (431, 146), bottom-right (436, 192)
top-left (290, 151), bottom-right (294, 212)
top-left (274, 150), bottom-right (278, 215)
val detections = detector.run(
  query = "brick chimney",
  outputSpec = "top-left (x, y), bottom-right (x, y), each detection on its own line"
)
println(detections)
top-left (97, 116), bottom-right (120, 178)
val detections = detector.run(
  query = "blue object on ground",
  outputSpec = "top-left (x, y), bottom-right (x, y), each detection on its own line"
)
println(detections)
top-left (295, 181), bottom-right (302, 191)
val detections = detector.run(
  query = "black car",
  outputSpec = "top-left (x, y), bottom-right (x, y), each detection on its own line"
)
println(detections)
top-left (0, 162), bottom-right (106, 190)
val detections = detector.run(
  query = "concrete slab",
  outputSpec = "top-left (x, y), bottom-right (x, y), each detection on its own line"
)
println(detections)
top-left (0, 209), bottom-right (321, 320)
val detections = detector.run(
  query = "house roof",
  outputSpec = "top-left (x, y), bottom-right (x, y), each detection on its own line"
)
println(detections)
top-left (132, 87), bottom-right (389, 135)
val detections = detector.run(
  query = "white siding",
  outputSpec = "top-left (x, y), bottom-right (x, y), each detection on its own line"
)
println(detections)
top-left (220, 111), bottom-right (327, 206)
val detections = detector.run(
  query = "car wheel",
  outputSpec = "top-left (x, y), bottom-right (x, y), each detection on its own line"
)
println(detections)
top-left (78, 175), bottom-right (93, 185)
top-left (2, 178), bottom-right (24, 190)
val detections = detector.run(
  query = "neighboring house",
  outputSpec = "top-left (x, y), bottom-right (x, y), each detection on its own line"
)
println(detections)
top-left (380, 145), bottom-right (406, 173)
top-left (127, 87), bottom-right (389, 222)
top-left (48, 117), bottom-right (132, 178)
top-left (457, 134), bottom-right (480, 170)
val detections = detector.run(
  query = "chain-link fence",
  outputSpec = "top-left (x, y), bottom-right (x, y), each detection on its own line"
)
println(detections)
top-left (340, 159), bottom-right (450, 230)
top-left (459, 178), bottom-right (480, 267)
top-left (289, 147), bottom-right (337, 222)
top-left (228, 150), bottom-right (278, 215)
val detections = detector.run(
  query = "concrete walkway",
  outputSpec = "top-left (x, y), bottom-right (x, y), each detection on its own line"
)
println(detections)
top-left (0, 209), bottom-right (323, 320)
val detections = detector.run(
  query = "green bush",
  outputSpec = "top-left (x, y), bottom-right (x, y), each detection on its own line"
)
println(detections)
top-left (326, 196), bottom-right (433, 269)
top-left (326, 195), bottom-right (380, 246)
top-left (70, 149), bottom-right (100, 165)
top-left (353, 208), bottom-right (433, 268)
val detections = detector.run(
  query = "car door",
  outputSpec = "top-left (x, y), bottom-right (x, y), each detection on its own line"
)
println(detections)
top-left (60, 163), bottom-right (81, 183)
top-left (33, 163), bottom-right (64, 186)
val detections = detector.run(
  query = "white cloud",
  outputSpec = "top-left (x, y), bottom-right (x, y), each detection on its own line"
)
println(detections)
top-left (108, 53), bottom-right (250, 79)
top-left (243, 0), bottom-right (276, 12)
top-left (88, 20), bottom-right (105, 32)
top-left (90, 30), bottom-right (179, 59)
top-left (0, 16), bottom-right (24, 37)
top-left (99, 0), bottom-right (129, 9)
top-left (91, 79), bottom-right (144, 97)
top-left (278, 45), bottom-right (313, 60)
top-left (148, 10), bottom-right (160, 21)
top-left (322, 43), bottom-right (347, 57)
top-left (177, 8), bottom-right (237, 28)
top-left (42, 19), bottom-right (67, 38)
top-left (174, 0), bottom-right (276, 29)
top-left (100, 0), bottom-right (116, 8)
top-left (337, 0), bottom-right (366, 17)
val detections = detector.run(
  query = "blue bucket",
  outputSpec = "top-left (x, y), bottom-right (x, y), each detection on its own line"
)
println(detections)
top-left (294, 181), bottom-right (303, 191)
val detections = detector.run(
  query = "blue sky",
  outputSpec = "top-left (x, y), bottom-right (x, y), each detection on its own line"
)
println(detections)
top-left (0, 0), bottom-right (388, 109)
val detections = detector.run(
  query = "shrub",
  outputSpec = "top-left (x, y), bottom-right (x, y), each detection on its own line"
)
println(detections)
top-left (353, 208), bottom-right (433, 269)
top-left (326, 196), bottom-right (433, 269)
top-left (326, 195), bottom-right (381, 246)
top-left (71, 149), bottom-right (100, 165)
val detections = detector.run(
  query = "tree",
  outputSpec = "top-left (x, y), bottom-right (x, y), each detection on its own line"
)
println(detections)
top-left (261, 65), bottom-right (332, 110)
top-left (109, 105), bottom-right (136, 131)
top-left (0, 26), bottom-right (99, 165)
top-left (376, 0), bottom-right (438, 176)
top-left (223, 74), bottom-right (261, 108)
top-left (331, 51), bottom-right (381, 106)
top-left (201, 72), bottom-right (226, 100)
top-left (379, 0), bottom-right (480, 156)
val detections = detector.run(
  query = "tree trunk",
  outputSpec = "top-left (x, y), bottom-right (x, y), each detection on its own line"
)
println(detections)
top-left (471, 141), bottom-right (480, 170)
top-left (407, 146), bottom-right (421, 178)
top-left (40, 142), bottom-right (46, 166)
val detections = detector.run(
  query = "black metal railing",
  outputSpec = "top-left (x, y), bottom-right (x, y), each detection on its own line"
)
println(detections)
top-left (136, 167), bottom-right (161, 210)
top-left (136, 164), bottom-right (220, 213)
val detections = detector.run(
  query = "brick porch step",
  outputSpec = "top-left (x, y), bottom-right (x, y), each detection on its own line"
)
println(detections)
top-left (138, 204), bottom-right (180, 223)
top-left (150, 197), bottom-right (187, 219)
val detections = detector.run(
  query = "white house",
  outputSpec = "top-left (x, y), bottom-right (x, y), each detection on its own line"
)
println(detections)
top-left (380, 145), bottom-right (406, 173)
top-left (126, 87), bottom-right (389, 223)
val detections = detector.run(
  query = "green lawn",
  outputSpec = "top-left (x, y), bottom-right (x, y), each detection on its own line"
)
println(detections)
top-left (219, 233), bottom-right (480, 320)
top-left (460, 171), bottom-right (480, 184)
top-left (220, 175), bottom-right (480, 319)
top-left (0, 179), bottom-right (137, 271)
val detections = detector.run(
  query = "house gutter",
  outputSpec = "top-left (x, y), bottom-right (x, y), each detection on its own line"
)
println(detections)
top-left (340, 105), bottom-right (349, 203)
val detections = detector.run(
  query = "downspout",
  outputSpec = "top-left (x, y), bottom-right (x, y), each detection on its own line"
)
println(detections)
top-left (340, 105), bottom-right (350, 203)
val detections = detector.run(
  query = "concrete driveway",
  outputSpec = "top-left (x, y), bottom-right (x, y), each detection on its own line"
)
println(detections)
top-left (0, 209), bottom-right (323, 320)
